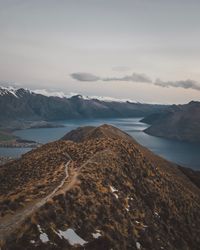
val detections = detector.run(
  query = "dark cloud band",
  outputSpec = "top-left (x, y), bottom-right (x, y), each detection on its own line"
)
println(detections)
top-left (71, 72), bottom-right (200, 91)
top-left (103, 73), bottom-right (152, 83)
top-left (155, 79), bottom-right (200, 91)
top-left (71, 72), bottom-right (152, 83)
top-left (71, 73), bottom-right (100, 82)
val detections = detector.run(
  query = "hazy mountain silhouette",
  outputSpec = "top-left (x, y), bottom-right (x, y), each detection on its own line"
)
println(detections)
top-left (142, 101), bottom-right (200, 142)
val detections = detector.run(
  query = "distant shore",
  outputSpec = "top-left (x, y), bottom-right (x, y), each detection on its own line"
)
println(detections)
top-left (0, 128), bottom-right (42, 149)
top-left (3, 120), bottom-right (65, 131)
top-left (0, 120), bottom-right (65, 149)
top-left (0, 139), bottom-right (42, 148)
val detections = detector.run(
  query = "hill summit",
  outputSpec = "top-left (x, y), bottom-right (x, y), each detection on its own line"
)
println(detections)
top-left (0, 125), bottom-right (200, 249)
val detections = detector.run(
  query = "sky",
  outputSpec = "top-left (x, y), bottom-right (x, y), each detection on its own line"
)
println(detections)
top-left (0, 0), bottom-right (200, 104)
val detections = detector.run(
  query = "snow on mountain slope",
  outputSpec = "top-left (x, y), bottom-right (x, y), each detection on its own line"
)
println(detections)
top-left (32, 89), bottom-right (69, 98)
top-left (0, 85), bottom-right (137, 102)
top-left (0, 86), bottom-right (19, 98)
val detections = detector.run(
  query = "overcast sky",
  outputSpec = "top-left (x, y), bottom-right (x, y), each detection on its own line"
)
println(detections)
top-left (0, 0), bottom-right (200, 104)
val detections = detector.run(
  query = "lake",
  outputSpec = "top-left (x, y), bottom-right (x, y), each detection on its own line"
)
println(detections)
top-left (0, 118), bottom-right (200, 170)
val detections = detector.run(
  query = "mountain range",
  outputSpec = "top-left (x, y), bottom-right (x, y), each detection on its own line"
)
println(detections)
top-left (1, 86), bottom-right (200, 143)
top-left (0, 125), bottom-right (200, 249)
top-left (0, 86), bottom-right (166, 126)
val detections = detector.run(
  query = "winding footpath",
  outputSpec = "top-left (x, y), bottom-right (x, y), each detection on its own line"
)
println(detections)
top-left (0, 153), bottom-right (72, 241)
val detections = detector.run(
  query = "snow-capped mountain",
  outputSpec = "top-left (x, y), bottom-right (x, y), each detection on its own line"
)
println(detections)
top-left (0, 86), bottom-right (68, 99)
top-left (0, 86), bottom-right (138, 103)
top-left (0, 85), bottom-right (166, 123)
top-left (0, 86), bottom-right (19, 98)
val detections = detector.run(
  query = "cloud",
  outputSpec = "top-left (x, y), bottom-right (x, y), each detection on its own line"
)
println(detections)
top-left (71, 72), bottom-right (152, 83)
top-left (71, 73), bottom-right (100, 82)
top-left (70, 72), bottom-right (200, 91)
top-left (155, 79), bottom-right (200, 91)
top-left (103, 73), bottom-right (152, 83)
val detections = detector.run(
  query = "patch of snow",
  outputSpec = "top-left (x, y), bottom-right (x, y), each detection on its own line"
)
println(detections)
top-left (37, 225), bottom-right (49, 243)
top-left (92, 230), bottom-right (102, 239)
top-left (57, 228), bottom-right (87, 246)
top-left (0, 85), bottom-right (138, 103)
top-left (114, 193), bottom-right (119, 199)
top-left (110, 186), bottom-right (118, 193)
top-left (40, 233), bottom-right (49, 243)
top-left (135, 220), bottom-right (148, 228)
top-left (128, 197), bottom-right (134, 201)
top-left (110, 186), bottom-right (119, 199)
top-left (0, 86), bottom-right (18, 98)
top-left (154, 211), bottom-right (160, 218)
top-left (32, 89), bottom-right (68, 98)
top-left (30, 240), bottom-right (35, 244)
top-left (83, 95), bottom-right (137, 103)
top-left (136, 241), bottom-right (141, 249)
top-left (68, 94), bottom-right (137, 103)
top-left (125, 205), bottom-right (130, 212)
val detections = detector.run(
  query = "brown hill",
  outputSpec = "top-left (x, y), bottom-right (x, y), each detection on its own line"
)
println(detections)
top-left (0, 125), bottom-right (200, 250)
top-left (61, 124), bottom-right (133, 143)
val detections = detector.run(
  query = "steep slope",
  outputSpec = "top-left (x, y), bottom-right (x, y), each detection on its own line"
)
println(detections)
top-left (0, 125), bottom-right (200, 250)
top-left (142, 101), bottom-right (200, 142)
top-left (0, 86), bottom-right (166, 126)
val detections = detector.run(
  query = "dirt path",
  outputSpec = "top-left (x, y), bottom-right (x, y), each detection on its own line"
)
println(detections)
top-left (0, 154), bottom-right (72, 241)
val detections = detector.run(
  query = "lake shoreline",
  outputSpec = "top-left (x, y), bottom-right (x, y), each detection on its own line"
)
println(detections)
top-left (0, 118), bottom-right (199, 170)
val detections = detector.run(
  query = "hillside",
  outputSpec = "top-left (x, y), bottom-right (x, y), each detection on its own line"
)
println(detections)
top-left (0, 125), bottom-right (200, 249)
top-left (0, 86), bottom-right (166, 127)
top-left (142, 101), bottom-right (200, 143)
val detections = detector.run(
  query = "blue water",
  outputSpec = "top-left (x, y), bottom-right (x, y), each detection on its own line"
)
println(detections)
top-left (0, 118), bottom-right (200, 170)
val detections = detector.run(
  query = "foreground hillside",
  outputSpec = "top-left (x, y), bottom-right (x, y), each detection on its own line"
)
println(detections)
top-left (0, 86), bottom-right (166, 127)
top-left (142, 101), bottom-right (200, 143)
top-left (0, 125), bottom-right (200, 250)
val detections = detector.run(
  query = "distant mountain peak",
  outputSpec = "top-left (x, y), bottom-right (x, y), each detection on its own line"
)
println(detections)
top-left (31, 89), bottom-right (69, 98)
top-left (0, 86), bottom-right (19, 98)
top-left (70, 94), bottom-right (84, 99)
top-left (0, 85), bottom-right (137, 103)
top-left (188, 100), bottom-right (200, 106)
